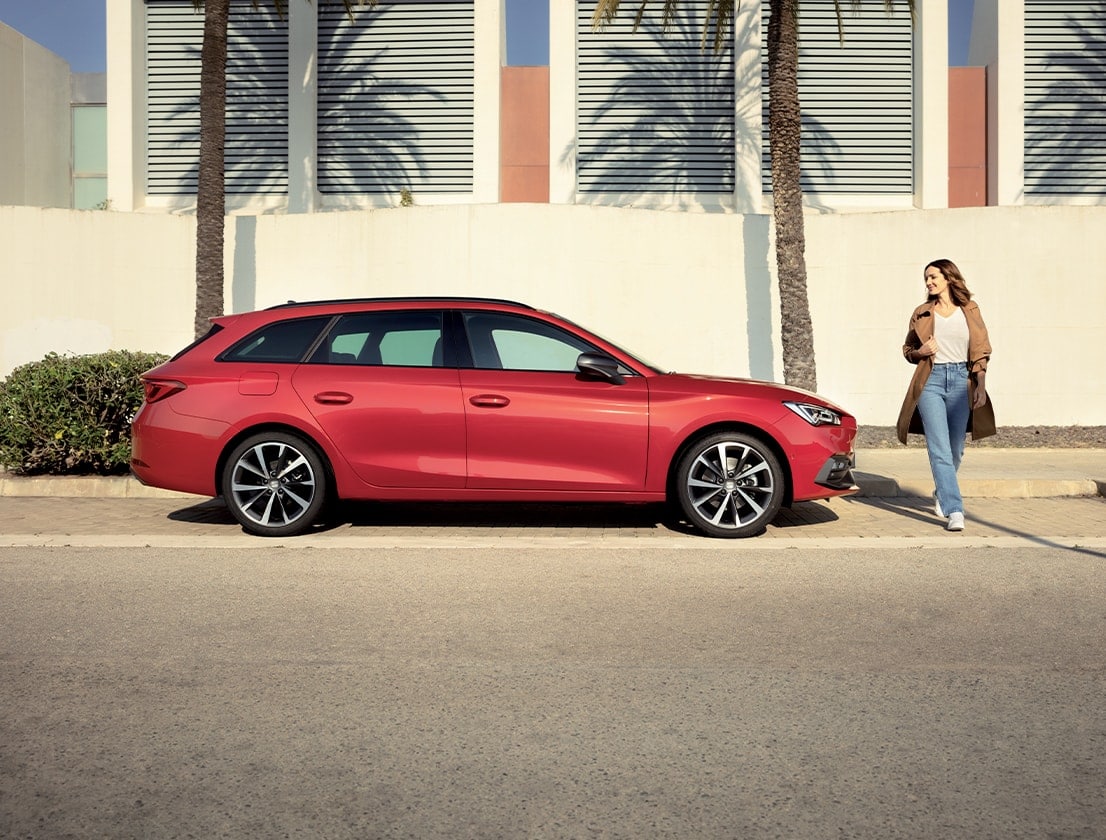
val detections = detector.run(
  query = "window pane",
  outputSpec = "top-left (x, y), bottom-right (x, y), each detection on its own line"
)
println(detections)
top-left (311, 311), bottom-right (444, 367)
top-left (223, 316), bottom-right (332, 363)
top-left (464, 313), bottom-right (594, 372)
top-left (73, 106), bottom-right (108, 173)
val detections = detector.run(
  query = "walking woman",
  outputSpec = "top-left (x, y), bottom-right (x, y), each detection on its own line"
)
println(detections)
top-left (896, 259), bottom-right (995, 531)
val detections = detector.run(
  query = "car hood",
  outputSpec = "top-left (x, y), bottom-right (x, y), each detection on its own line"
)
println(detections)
top-left (656, 372), bottom-right (851, 415)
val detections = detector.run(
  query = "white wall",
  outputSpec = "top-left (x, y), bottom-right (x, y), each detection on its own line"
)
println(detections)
top-left (2, 203), bottom-right (1103, 428)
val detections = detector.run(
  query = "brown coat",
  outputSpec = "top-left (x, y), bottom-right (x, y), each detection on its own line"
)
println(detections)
top-left (896, 299), bottom-right (996, 444)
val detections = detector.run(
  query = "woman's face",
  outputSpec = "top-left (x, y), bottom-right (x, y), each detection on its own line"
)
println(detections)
top-left (924, 265), bottom-right (948, 298)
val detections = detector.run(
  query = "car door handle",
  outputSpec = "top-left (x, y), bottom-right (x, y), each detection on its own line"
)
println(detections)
top-left (469, 394), bottom-right (510, 408)
top-left (314, 391), bottom-right (354, 405)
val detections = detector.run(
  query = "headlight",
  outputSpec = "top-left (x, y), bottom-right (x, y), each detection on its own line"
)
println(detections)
top-left (783, 401), bottom-right (842, 426)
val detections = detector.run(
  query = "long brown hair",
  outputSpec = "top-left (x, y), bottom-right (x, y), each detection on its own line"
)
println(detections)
top-left (925, 258), bottom-right (973, 306)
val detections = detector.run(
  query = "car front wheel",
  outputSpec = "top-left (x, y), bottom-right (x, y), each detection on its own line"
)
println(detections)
top-left (221, 432), bottom-right (327, 537)
top-left (676, 432), bottom-right (784, 538)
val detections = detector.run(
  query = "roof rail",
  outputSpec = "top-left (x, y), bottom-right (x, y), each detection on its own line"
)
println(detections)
top-left (266, 296), bottom-right (533, 310)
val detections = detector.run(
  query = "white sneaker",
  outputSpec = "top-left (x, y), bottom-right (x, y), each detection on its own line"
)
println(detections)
top-left (934, 494), bottom-right (944, 518)
top-left (946, 512), bottom-right (965, 531)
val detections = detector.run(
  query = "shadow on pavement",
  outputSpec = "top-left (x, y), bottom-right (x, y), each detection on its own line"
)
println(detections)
top-left (846, 494), bottom-right (1106, 559)
top-left (164, 497), bottom-right (842, 536)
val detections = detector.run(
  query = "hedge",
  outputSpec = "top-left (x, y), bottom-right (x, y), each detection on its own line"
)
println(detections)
top-left (0, 351), bottom-right (167, 476)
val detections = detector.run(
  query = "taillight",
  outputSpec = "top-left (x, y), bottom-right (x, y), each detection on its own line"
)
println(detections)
top-left (143, 379), bottom-right (186, 404)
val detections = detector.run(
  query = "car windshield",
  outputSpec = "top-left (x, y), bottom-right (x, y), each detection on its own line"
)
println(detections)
top-left (544, 311), bottom-right (665, 374)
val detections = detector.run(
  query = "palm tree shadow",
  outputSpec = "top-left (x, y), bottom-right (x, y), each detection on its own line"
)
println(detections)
top-left (146, 0), bottom-right (458, 204)
top-left (1023, 2), bottom-right (1106, 198)
top-left (571, 7), bottom-right (896, 209)
top-left (567, 9), bottom-right (747, 207)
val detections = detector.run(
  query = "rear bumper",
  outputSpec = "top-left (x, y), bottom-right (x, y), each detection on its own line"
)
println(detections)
top-left (130, 404), bottom-right (229, 497)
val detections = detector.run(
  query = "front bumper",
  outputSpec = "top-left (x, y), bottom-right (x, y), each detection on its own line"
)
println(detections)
top-left (814, 451), bottom-right (857, 491)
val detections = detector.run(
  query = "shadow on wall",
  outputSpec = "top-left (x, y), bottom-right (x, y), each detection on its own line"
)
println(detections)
top-left (742, 214), bottom-right (774, 381)
top-left (147, 0), bottom-right (445, 204)
top-left (231, 215), bottom-right (257, 314)
top-left (1023, 4), bottom-right (1106, 199)
top-left (569, 10), bottom-right (742, 206)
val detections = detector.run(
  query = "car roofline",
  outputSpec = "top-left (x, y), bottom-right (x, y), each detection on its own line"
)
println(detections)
top-left (266, 297), bottom-right (534, 311)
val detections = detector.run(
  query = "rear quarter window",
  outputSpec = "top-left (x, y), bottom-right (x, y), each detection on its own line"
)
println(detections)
top-left (220, 316), bottom-right (332, 363)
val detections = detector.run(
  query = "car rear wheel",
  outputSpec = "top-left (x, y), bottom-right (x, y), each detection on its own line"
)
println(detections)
top-left (222, 432), bottom-right (327, 537)
top-left (676, 432), bottom-right (784, 538)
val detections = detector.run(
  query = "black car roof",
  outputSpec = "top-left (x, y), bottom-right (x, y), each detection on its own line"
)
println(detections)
top-left (266, 297), bottom-right (534, 311)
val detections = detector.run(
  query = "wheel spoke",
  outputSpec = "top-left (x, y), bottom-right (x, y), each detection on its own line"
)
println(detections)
top-left (243, 445), bottom-right (270, 479)
top-left (693, 451), bottom-right (724, 481)
top-left (275, 453), bottom-right (308, 481)
top-left (736, 460), bottom-right (769, 481)
top-left (280, 485), bottom-right (312, 513)
top-left (735, 488), bottom-right (766, 518)
top-left (259, 491), bottom-right (280, 526)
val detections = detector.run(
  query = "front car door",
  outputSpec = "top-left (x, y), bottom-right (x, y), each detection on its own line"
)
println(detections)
top-left (458, 310), bottom-right (649, 491)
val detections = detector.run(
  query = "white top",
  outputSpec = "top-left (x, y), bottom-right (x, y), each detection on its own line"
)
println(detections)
top-left (933, 306), bottom-right (969, 364)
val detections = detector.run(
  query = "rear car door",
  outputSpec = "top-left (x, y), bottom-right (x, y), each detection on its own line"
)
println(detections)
top-left (291, 310), bottom-right (466, 488)
top-left (458, 311), bottom-right (649, 491)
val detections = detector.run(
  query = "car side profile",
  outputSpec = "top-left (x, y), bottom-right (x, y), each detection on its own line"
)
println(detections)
top-left (131, 298), bottom-right (857, 538)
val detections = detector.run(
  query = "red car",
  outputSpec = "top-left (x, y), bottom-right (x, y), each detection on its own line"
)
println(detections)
top-left (131, 298), bottom-right (857, 538)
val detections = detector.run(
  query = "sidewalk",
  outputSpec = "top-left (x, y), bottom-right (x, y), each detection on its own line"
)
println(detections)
top-left (853, 447), bottom-right (1106, 500)
top-left (1, 450), bottom-right (1104, 548)
top-left (1, 449), bottom-right (1104, 501)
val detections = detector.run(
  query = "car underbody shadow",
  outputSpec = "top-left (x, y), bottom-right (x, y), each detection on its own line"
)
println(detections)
top-left (337, 500), bottom-right (672, 531)
top-left (164, 497), bottom-right (842, 538)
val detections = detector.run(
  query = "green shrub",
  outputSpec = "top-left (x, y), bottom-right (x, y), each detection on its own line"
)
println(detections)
top-left (0, 351), bottom-right (167, 476)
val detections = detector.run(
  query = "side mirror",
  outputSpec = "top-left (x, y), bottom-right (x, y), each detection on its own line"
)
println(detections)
top-left (576, 352), bottom-right (625, 385)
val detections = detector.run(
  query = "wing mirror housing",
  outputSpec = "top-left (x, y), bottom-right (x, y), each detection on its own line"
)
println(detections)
top-left (576, 352), bottom-right (625, 385)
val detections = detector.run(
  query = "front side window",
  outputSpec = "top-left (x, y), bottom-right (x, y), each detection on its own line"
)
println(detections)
top-left (463, 312), bottom-right (597, 372)
top-left (222, 316), bottom-right (332, 363)
top-left (309, 311), bottom-right (445, 367)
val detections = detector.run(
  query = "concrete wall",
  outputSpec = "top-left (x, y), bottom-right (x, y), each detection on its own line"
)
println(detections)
top-left (0, 22), bottom-right (71, 208)
top-left (2, 203), bottom-right (1102, 428)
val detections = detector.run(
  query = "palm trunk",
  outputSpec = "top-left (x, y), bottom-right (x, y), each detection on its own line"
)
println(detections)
top-left (194, 0), bottom-right (229, 338)
top-left (767, 0), bottom-right (817, 392)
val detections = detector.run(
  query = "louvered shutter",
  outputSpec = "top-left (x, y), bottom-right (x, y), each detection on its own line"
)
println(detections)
top-left (316, 1), bottom-right (475, 195)
top-left (761, 3), bottom-right (913, 194)
top-left (146, 0), bottom-right (289, 196)
top-left (575, 0), bottom-right (736, 196)
top-left (1024, 1), bottom-right (1106, 197)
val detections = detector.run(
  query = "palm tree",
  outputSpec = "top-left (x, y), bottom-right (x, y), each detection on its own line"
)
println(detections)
top-left (592, 0), bottom-right (915, 392)
top-left (190, 0), bottom-right (374, 338)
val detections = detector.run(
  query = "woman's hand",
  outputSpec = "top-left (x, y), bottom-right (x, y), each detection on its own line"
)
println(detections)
top-left (916, 337), bottom-right (938, 358)
top-left (972, 373), bottom-right (988, 409)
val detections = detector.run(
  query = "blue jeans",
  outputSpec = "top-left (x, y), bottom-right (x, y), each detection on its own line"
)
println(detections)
top-left (917, 362), bottom-right (971, 516)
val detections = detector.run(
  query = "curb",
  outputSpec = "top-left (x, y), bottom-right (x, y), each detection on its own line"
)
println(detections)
top-left (853, 473), bottom-right (1103, 500)
top-left (0, 474), bottom-right (194, 500)
top-left (1, 473), bottom-right (1102, 501)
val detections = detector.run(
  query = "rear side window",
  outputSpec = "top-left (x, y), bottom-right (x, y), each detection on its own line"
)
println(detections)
top-left (308, 311), bottom-right (445, 367)
top-left (221, 316), bottom-right (332, 363)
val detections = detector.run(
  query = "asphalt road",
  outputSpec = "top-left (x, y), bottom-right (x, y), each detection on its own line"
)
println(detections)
top-left (2, 545), bottom-right (1104, 839)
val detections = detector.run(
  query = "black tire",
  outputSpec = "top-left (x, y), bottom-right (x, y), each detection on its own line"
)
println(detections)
top-left (675, 431), bottom-right (784, 538)
top-left (221, 431), bottom-right (327, 537)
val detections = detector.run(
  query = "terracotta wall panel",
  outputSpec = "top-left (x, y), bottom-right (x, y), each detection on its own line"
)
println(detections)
top-left (949, 67), bottom-right (987, 207)
top-left (500, 66), bottom-right (549, 202)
